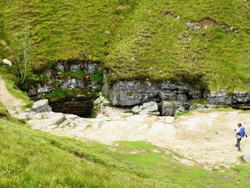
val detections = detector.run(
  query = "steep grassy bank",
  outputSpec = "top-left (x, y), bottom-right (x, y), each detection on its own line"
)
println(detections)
top-left (1, 0), bottom-right (250, 91)
top-left (0, 111), bottom-right (250, 187)
top-left (0, 118), bottom-right (164, 187)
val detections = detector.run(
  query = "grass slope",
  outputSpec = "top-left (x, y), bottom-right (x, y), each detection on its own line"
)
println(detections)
top-left (106, 0), bottom-right (250, 90)
top-left (1, 0), bottom-right (250, 90)
top-left (0, 110), bottom-right (250, 187)
top-left (1, 0), bottom-right (136, 69)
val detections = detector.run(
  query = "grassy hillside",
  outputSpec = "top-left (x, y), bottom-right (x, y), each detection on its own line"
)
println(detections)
top-left (1, 0), bottom-right (250, 90)
top-left (0, 0), bottom-right (136, 68)
top-left (106, 0), bottom-right (250, 90)
top-left (1, 111), bottom-right (250, 187)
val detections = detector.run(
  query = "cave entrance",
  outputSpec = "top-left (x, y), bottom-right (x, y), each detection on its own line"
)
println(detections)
top-left (49, 100), bottom-right (94, 118)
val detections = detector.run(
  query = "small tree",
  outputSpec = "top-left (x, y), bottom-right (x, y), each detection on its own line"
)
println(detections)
top-left (12, 26), bottom-right (32, 88)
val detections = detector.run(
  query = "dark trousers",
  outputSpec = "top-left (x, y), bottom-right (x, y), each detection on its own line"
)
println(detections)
top-left (236, 138), bottom-right (242, 151)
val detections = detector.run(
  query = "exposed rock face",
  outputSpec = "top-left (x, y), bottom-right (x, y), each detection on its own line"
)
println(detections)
top-left (29, 61), bottom-right (102, 98)
top-left (103, 81), bottom-right (195, 108)
top-left (104, 81), bottom-right (160, 106)
top-left (159, 90), bottom-right (177, 100)
top-left (60, 79), bottom-right (85, 89)
top-left (233, 92), bottom-right (250, 103)
top-left (28, 61), bottom-right (250, 117)
top-left (103, 80), bottom-right (250, 116)
top-left (207, 90), bottom-right (232, 105)
top-left (28, 60), bottom-right (103, 117)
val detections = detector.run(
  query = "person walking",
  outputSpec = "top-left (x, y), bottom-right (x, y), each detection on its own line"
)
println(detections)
top-left (235, 123), bottom-right (247, 151)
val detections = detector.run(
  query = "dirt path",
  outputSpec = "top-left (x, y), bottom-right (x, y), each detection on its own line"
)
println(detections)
top-left (0, 75), bottom-right (25, 116)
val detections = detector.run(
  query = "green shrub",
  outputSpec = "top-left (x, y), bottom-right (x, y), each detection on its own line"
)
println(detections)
top-left (90, 70), bottom-right (103, 83)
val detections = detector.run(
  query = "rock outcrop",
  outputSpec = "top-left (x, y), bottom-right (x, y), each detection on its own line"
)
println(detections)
top-left (28, 60), bottom-right (103, 117)
top-left (103, 80), bottom-right (250, 116)
top-left (27, 62), bottom-right (250, 117)
top-left (29, 60), bottom-right (102, 98)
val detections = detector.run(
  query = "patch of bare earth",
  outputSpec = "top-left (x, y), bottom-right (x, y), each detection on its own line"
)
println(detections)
top-left (0, 75), bottom-right (25, 116)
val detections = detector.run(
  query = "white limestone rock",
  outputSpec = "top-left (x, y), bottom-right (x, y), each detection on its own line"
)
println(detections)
top-left (32, 99), bottom-right (52, 113)
top-left (18, 113), bottom-right (29, 120)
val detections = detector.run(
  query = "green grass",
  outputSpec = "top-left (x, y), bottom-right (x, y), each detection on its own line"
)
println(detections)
top-left (1, 109), bottom-right (250, 187)
top-left (0, 118), bottom-right (164, 187)
top-left (191, 98), bottom-right (210, 105)
top-left (1, 0), bottom-right (250, 91)
top-left (105, 0), bottom-right (250, 91)
top-left (112, 141), bottom-right (250, 188)
top-left (1, 0), bottom-right (137, 69)
top-left (0, 102), bottom-right (11, 119)
top-left (1, 118), bottom-right (250, 187)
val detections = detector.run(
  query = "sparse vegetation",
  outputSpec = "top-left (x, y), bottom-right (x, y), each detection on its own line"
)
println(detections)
top-left (191, 98), bottom-right (210, 105)
top-left (90, 70), bottom-right (104, 83)
top-left (57, 71), bottom-right (86, 79)
top-left (42, 88), bottom-right (96, 102)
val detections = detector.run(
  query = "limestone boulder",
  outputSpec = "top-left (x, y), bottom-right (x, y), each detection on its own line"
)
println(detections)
top-left (132, 106), bottom-right (141, 114)
top-left (32, 99), bottom-right (52, 113)
top-left (18, 113), bottom-right (29, 120)
top-left (161, 101), bottom-right (180, 116)
top-left (242, 154), bottom-right (250, 162)
top-left (175, 105), bottom-right (185, 115)
top-left (47, 112), bottom-right (66, 125)
top-left (132, 101), bottom-right (159, 116)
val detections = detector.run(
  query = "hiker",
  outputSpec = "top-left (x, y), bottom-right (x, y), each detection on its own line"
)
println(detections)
top-left (235, 123), bottom-right (247, 151)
